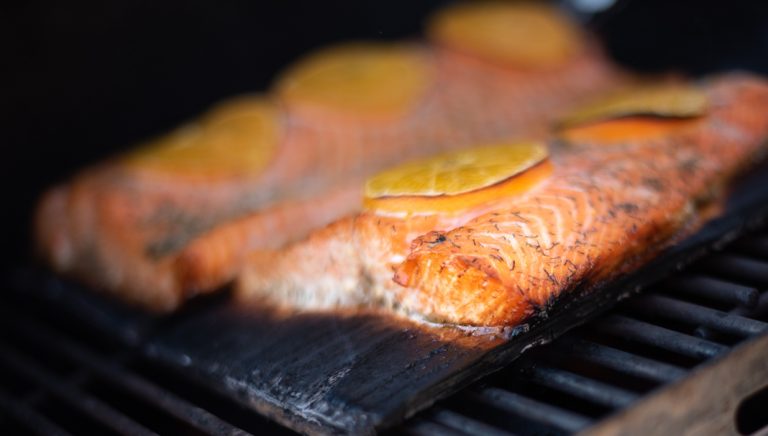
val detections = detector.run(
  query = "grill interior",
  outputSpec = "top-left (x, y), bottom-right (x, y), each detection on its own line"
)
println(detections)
top-left (7, 1), bottom-right (768, 434)
top-left (1, 224), bottom-right (767, 435)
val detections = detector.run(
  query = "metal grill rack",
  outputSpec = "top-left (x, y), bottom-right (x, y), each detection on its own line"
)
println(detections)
top-left (0, 296), bottom-right (297, 435)
top-left (1, 225), bottom-right (768, 435)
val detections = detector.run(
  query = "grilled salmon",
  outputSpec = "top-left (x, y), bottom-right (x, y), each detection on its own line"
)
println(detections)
top-left (35, 8), bottom-right (622, 311)
top-left (237, 74), bottom-right (768, 326)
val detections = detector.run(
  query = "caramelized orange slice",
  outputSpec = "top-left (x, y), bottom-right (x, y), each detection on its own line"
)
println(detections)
top-left (275, 42), bottom-right (430, 121)
top-left (427, 2), bottom-right (581, 68)
top-left (364, 142), bottom-right (551, 215)
top-left (559, 83), bottom-right (708, 144)
top-left (561, 84), bottom-right (708, 128)
top-left (124, 96), bottom-right (280, 178)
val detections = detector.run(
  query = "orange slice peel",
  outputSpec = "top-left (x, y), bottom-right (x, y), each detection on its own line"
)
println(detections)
top-left (560, 116), bottom-right (701, 145)
top-left (364, 142), bottom-right (552, 215)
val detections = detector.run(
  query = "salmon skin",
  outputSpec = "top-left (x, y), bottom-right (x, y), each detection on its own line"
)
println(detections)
top-left (237, 74), bottom-right (768, 327)
top-left (35, 41), bottom-right (621, 311)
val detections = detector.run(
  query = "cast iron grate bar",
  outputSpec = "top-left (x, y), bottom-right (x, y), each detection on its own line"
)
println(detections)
top-left (694, 290), bottom-right (768, 341)
top-left (405, 418), bottom-right (473, 436)
top-left (625, 294), bottom-right (768, 337)
top-left (695, 254), bottom-right (768, 285)
top-left (589, 315), bottom-right (727, 360)
top-left (722, 291), bottom-right (768, 319)
top-left (526, 366), bottom-right (638, 409)
top-left (0, 309), bottom-right (249, 436)
top-left (661, 274), bottom-right (759, 307)
top-left (0, 342), bottom-right (156, 436)
top-left (552, 338), bottom-right (687, 383)
top-left (468, 387), bottom-right (591, 433)
top-left (427, 408), bottom-right (514, 436)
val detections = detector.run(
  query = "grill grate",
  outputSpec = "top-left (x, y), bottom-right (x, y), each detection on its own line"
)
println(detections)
top-left (0, 295), bottom-right (295, 435)
top-left (1, 229), bottom-right (768, 435)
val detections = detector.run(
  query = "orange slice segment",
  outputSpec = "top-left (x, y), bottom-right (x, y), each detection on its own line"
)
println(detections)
top-left (124, 96), bottom-right (280, 178)
top-left (427, 2), bottom-right (581, 68)
top-left (558, 84), bottom-right (708, 144)
top-left (364, 142), bottom-right (551, 215)
top-left (560, 116), bottom-right (700, 145)
top-left (275, 42), bottom-right (430, 121)
top-left (561, 84), bottom-right (708, 128)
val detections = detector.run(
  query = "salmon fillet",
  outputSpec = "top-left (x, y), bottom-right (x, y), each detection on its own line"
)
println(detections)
top-left (36, 37), bottom-right (621, 311)
top-left (237, 74), bottom-right (768, 326)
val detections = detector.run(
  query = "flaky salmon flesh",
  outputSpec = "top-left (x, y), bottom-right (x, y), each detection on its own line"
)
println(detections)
top-left (237, 74), bottom-right (768, 327)
top-left (35, 39), bottom-right (622, 311)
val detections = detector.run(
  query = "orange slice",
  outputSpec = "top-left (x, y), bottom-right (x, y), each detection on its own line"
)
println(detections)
top-left (275, 42), bottom-right (430, 121)
top-left (364, 142), bottom-right (552, 215)
top-left (561, 84), bottom-right (708, 128)
top-left (124, 96), bottom-right (280, 178)
top-left (427, 2), bottom-right (581, 68)
top-left (558, 83), bottom-right (708, 144)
